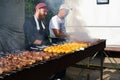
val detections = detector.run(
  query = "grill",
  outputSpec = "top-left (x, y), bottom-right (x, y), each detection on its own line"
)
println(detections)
top-left (0, 39), bottom-right (106, 80)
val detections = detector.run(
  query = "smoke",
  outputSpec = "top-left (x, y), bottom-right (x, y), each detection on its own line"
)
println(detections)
top-left (46, 0), bottom-right (64, 14)
top-left (45, 0), bottom-right (97, 43)
top-left (65, 0), bottom-right (86, 27)
top-left (65, 0), bottom-right (97, 43)
top-left (70, 27), bottom-right (97, 43)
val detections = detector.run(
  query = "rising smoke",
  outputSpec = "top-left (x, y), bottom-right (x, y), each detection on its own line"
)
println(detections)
top-left (45, 0), bottom-right (97, 43)
top-left (65, 0), bottom-right (97, 43)
top-left (46, 0), bottom-right (64, 14)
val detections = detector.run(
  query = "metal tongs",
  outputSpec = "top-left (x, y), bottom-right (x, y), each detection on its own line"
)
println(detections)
top-left (36, 45), bottom-right (48, 51)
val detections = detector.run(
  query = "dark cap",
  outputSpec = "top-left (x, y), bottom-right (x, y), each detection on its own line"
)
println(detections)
top-left (35, 2), bottom-right (47, 9)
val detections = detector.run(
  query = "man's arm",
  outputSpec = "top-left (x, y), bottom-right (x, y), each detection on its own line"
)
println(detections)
top-left (52, 29), bottom-right (67, 38)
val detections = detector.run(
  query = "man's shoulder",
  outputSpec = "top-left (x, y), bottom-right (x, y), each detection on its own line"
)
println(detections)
top-left (51, 15), bottom-right (60, 21)
top-left (25, 16), bottom-right (34, 22)
top-left (23, 16), bottom-right (35, 28)
top-left (24, 16), bottom-right (35, 24)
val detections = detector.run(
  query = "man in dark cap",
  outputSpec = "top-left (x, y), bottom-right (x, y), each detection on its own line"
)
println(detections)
top-left (23, 2), bottom-right (50, 50)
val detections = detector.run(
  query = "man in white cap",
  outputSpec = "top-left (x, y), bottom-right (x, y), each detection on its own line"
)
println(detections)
top-left (23, 2), bottom-right (50, 50)
top-left (49, 4), bottom-right (70, 44)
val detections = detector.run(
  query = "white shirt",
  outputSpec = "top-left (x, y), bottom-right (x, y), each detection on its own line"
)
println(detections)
top-left (49, 15), bottom-right (66, 38)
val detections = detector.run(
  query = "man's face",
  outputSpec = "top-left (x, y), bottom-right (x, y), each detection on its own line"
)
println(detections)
top-left (60, 9), bottom-right (69, 18)
top-left (38, 7), bottom-right (48, 20)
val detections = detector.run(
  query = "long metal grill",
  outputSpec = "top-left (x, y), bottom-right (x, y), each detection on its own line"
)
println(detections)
top-left (0, 40), bottom-right (106, 80)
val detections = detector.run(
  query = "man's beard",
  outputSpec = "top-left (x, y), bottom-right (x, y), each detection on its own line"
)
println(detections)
top-left (39, 14), bottom-right (46, 20)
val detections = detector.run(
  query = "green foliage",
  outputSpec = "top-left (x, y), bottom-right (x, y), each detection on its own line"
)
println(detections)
top-left (25, 0), bottom-right (35, 18)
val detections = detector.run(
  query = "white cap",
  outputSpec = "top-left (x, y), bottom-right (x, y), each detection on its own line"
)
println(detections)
top-left (59, 4), bottom-right (70, 10)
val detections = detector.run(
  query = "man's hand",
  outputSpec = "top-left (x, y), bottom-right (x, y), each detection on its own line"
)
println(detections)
top-left (69, 35), bottom-right (80, 42)
top-left (33, 40), bottom-right (42, 44)
top-left (53, 29), bottom-right (67, 38)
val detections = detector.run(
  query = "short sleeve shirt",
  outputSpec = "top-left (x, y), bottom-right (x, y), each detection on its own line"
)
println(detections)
top-left (49, 15), bottom-right (66, 38)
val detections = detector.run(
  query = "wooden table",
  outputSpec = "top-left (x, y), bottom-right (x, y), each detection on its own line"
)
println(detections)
top-left (105, 45), bottom-right (120, 52)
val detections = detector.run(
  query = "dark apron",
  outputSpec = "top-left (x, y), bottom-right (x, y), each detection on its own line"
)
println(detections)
top-left (38, 28), bottom-right (50, 45)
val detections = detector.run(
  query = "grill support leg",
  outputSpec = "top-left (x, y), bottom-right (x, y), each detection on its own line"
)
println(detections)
top-left (100, 51), bottom-right (103, 80)
top-left (87, 57), bottom-right (90, 80)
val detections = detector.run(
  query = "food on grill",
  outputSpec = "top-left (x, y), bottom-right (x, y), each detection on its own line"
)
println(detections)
top-left (0, 41), bottom-right (91, 75)
top-left (43, 42), bottom-right (91, 54)
top-left (52, 52), bottom-right (59, 57)
top-left (0, 68), bottom-right (3, 74)
top-left (0, 51), bottom-right (53, 74)
top-left (39, 52), bottom-right (51, 60)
